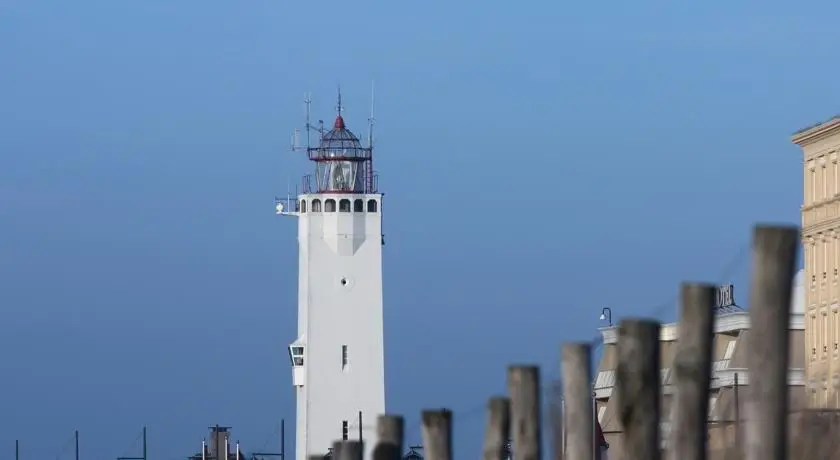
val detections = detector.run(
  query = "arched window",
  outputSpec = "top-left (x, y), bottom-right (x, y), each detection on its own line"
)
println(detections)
top-left (339, 199), bottom-right (351, 212)
top-left (312, 199), bottom-right (322, 212)
top-left (353, 199), bottom-right (364, 212)
top-left (325, 199), bottom-right (336, 212)
top-left (367, 199), bottom-right (378, 212)
top-left (300, 200), bottom-right (307, 213)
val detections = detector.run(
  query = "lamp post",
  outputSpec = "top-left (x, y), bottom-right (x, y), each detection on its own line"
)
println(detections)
top-left (599, 307), bottom-right (612, 327)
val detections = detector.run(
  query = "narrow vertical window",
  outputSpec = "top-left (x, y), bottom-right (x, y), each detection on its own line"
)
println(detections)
top-left (812, 168), bottom-right (817, 203)
top-left (823, 165), bottom-right (828, 199)
top-left (834, 161), bottom-right (838, 196)
top-left (834, 310), bottom-right (838, 352)
top-left (823, 312), bottom-right (829, 356)
top-left (835, 237), bottom-right (839, 280)
top-left (341, 345), bottom-right (349, 371)
top-left (812, 315), bottom-right (818, 357)
top-left (825, 240), bottom-right (829, 281)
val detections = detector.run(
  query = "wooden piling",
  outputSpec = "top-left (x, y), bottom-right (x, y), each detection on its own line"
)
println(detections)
top-left (482, 397), bottom-right (511, 460)
top-left (508, 365), bottom-right (541, 460)
top-left (668, 283), bottom-right (716, 460)
top-left (335, 440), bottom-right (362, 460)
top-left (561, 343), bottom-right (594, 460)
top-left (616, 319), bottom-right (661, 460)
top-left (744, 225), bottom-right (799, 460)
top-left (373, 415), bottom-right (404, 460)
top-left (421, 409), bottom-right (453, 460)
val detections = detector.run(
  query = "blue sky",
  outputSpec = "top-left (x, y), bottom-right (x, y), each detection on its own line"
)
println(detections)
top-left (0, 0), bottom-right (837, 458)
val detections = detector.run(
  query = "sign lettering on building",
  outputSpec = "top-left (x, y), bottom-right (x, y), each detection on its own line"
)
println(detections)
top-left (715, 284), bottom-right (735, 308)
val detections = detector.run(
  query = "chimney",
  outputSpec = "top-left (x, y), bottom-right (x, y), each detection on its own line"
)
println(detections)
top-left (209, 426), bottom-right (231, 460)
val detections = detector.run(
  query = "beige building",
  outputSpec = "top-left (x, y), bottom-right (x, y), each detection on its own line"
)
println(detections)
top-left (792, 116), bottom-right (840, 408)
top-left (594, 278), bottom-right (806, 460)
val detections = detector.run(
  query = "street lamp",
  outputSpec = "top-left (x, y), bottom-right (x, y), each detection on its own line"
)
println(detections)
top-left (599, 307), bottom-right (612, 326)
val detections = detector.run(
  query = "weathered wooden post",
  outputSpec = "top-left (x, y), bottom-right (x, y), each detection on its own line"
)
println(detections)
top-left (668, 283), bottom-right (716, 460)
top-left (483, 397), bottom-right (511, 460)
top-left (373, 415), bottom-right (404, 460)
top-left (561, 343), bottom-right (594, 460)
top-left (332, 441), bottom-right (362, 460)
top-left (421, 410), bottom-right (453, 460)
top-left (616, 319), bottom-right (661, 460)
top-left (744, 225), bottom-right (798, 460)
top-left (508, 365), bottom-right (541, 460)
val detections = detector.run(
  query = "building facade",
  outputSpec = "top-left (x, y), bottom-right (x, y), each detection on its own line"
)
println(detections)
top-left (280, 94), bottom-right (386, 460)
top-left (792, 117), bottom-right (840, 408)
top-left (594, 279), bottom-right (806, 460)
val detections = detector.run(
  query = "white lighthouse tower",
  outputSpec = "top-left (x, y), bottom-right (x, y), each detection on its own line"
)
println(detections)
top-left (280, 90), bottom-right (385, 460)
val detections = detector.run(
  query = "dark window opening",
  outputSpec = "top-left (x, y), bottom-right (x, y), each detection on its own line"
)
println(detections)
top-left (367, 199), bottom-right (378, 212)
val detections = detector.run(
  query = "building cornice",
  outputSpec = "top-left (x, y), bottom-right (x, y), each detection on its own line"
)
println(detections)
top-left (712, 367), bottom-right (806, 388)
top-left (803, 217), bottom-right (839, 236)
top-left (792, 116), bottom-right (840, 146)
top-left (599, 312), bottom-right (804, 344)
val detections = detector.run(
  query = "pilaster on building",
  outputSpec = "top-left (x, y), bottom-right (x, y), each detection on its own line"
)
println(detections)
top-left (792, 116), bottom-right (840, 408)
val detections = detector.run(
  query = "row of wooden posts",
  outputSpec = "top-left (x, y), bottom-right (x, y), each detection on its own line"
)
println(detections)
top-left (314, 225), bottom-right (801, 460)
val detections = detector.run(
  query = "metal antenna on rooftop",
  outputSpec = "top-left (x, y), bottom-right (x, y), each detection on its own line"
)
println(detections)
top-left (367, 81), bottom-right (375, 150)
top-left (335, 84), bottom-right (346, 118)
top-left (291, 93), bottom-right (318, 153)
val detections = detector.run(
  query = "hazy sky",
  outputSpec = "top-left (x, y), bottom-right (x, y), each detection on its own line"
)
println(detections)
top-left (1, 0), bottom-right (837, 458)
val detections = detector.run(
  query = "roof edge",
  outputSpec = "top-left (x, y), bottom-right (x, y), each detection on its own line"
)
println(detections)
top-left (792, 116), bottom-right (840, 145)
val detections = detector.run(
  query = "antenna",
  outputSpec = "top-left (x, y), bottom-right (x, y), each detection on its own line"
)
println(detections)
top-left (336, 85), bottom-right (343, 117)
top-left (292, 93), bottom-right (324, 153)
top-left (286, 181), bottom-right (292, 213)
top-left (304, 93), bottom-right (312, 150)
top-left (367, 81), bottom-right (376, 149)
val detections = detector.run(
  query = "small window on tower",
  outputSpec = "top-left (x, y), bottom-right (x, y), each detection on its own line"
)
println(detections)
top-left (300, 200), bottom-right (307, 213)
top-left (339, 199), bottom-right (351, 212)
top-left (367, 199), bottom-right (378, 213)
top-left (354, 199), bottom-right (364, 212)
top-left (341, 345), bottom-right (349, 371)
top-left (325, 199), bottom-right (336, 212)
top-left (288, 345), bottom-right (305, 367)
top-left (312, 199), bottom-right (322, 212)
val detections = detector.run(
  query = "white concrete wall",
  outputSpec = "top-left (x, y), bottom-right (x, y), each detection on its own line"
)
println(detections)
top-left (293, 193), bottom-right (386, 460)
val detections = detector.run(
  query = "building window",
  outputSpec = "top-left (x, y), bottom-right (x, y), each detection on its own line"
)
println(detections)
top-left (312, 199), bottom-right (322, 212)
top-left (812, 315), bottom-right (818, 358)
top-left (825, 241), bottom-right (830, 281)
top-left (823, 312), bottom-right (829, 357)
top-left (835, 237), bottom-right (839, 281)
top-left (834, 161), bottom-right (838, 196)
top-left (339, 199), bottom-right (351, 212)
top-left (811, 168), bottom-right (817, 204)
top-left (367, 199), bottom-right (378, 213)
top-left (823, 165), bottom-right (828, 199)
top-left (325, 199), bottom-right (336, 212)
top-left (289, 345), bottom-right (305, 367)
top-left (354, 199), bottom-right (364, 212)
top-left (300, 200), bottom-right (307, 213)
top-left (341, 345), bottom-right (349, 371)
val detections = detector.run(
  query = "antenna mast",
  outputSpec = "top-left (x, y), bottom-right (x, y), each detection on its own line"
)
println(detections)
top-left (366, 81), bottom-right (376, 193)
top-left (291, 93), bottom-right (317, 153)
top-left (368, 81), bottom-right (375, 149)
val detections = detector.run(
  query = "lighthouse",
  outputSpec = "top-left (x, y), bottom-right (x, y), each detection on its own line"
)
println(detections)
top-left (280, 90), bottom-right (385, 460)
